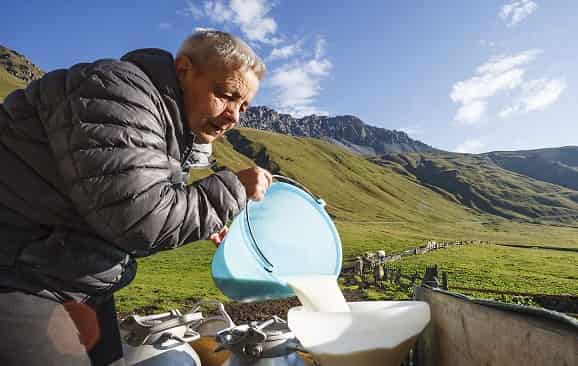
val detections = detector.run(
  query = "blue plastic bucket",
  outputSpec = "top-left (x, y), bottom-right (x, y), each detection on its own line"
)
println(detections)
top-left (211, 176), bottom-right (342, 302)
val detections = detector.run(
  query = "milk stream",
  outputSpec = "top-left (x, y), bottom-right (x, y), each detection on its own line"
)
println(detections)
top-left (282, 275), bottom-right (349, 312)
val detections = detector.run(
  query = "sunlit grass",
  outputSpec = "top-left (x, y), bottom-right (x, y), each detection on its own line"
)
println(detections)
top-left (3, 79), bottom-right (576, 313)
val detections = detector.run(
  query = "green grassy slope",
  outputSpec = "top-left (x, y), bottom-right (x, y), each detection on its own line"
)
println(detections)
top-left (116, 129), bottom-right (578, 312)
top-left (2, 53), bottom-right (576, 313)
top-left (227, 129), bottom-right (481, 224)
top-left (486, 147), bottom-right (578, 191)
top-left (221, 129), bottom-right (578, 250)
top-left (376, 153), bottom-right (578, 225)
top-left (0, 67), bottom-right (25, 101)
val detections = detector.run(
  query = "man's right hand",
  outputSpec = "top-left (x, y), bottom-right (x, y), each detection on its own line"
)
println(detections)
top-left (235, 167), bottom-right (273, 201)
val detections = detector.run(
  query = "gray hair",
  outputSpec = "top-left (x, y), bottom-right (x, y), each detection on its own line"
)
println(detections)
top-left (177, 30), bottom-right (266, 80)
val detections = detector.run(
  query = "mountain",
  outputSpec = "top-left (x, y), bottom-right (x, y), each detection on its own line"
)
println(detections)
top-left (0, 45), bottom-right (44, 83)
top-left (0, 45), bottom-right (44, 100)
top-left (240, 106), bottom-right (439, 155)
top-left (201, 128), bottom-right (578, 257)
top-left (375, 152), bottom-right (578, 224)
top-left (2, 46), bottom-right (577, 229)
top-left (0, 66), bottom-right (25, 101)
top-left (0, 45), bottom-right (44, 82)
top-left (0, 46), bottom-right (437, 158)
top-left (485, 147), bottom-right (578, 191)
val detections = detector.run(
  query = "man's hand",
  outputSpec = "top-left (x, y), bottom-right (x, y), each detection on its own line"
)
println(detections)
top-left (210, 226), bottom-right (228, 246)
top-left (235, 167), bottom-right (273, 201)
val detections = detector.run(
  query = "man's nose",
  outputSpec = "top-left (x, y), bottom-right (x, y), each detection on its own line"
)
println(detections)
top-left (224, 103), bottom-right (241, 125)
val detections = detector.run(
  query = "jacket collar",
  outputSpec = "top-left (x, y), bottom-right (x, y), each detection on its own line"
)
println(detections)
top-left (120, 48), bottom-right (212, 168)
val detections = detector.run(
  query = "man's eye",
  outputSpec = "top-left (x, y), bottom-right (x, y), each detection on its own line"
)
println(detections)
top-left (214, 88), bottom-right (235, 101)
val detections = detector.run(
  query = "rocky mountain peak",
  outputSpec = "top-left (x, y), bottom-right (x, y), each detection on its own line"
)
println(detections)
top-left (0, 45), bottom-right (44, 83)
top-left (239, 106), bottom-right (439, 155)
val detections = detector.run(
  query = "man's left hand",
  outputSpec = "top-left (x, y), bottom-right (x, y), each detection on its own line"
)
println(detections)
top-left (210, 226), bottom-right (228, 246)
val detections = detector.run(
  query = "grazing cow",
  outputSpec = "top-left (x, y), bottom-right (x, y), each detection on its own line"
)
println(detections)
top-left (377, 250), bottom-right (386, 262)
top-left (363, 252), bottom-right (376, 272)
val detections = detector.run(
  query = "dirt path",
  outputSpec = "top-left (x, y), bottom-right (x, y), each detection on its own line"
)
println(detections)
top-left (224, 289), bottom-right (367, 323)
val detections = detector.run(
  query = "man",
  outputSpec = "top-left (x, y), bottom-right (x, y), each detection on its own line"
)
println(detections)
top-left (373, 257), bottom-right (385, 288)
top-left (0, 30), bottom-right (271, 365)
top-left (354, 256), bottom-right (364, 279)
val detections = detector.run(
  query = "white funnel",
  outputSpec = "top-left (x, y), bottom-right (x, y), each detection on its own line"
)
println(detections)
top-left (288, 301), bottom-right (430, 366)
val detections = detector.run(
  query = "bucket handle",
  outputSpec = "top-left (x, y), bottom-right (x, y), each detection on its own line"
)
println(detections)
top-left (271, 175), bottom-right (324, 205)
top-left (244, 175), bottom-right (324, 272)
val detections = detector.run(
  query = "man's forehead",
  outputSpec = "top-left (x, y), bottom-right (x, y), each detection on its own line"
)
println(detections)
top-left (215, 69), bottom-right (259, 97)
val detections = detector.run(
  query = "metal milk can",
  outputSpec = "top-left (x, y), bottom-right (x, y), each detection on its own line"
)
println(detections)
top-left (120, 301), bottom-right (234, 366)
top-left (215, 316), bottom-right (309, 366)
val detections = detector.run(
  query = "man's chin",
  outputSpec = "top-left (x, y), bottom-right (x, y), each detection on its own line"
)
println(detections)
top-left (194, 131), bottom-right (216, 144)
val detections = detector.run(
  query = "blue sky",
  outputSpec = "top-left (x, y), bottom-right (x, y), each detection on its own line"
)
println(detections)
top-left (2, 0), bottom-right (577, 153)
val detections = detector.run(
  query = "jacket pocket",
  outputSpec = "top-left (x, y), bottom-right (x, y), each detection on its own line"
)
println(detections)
top-left (17, 227), bottom-right (137, 296)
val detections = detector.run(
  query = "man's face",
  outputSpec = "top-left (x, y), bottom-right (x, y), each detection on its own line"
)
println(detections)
top-left (175, 56), bottom-right (260, 143)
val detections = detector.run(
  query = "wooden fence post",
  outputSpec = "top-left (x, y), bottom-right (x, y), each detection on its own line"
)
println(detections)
top-left (442, 271), bottom-right (448, 290)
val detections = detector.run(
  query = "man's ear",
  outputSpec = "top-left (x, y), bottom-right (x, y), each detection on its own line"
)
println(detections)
top-left (175, 55), bottom-right (196, 82)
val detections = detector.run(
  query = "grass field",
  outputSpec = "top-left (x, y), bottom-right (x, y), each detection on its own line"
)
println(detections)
top-left (115, 129), bottom-right (578, 313)
top-left (0, 67), bottom-right (24, 100)
top-left (392, 244), bottom-right (578, 295)
top-left (2, 79), bottom-right (576, 314)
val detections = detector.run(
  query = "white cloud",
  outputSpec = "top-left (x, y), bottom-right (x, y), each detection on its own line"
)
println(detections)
top-left (454, 100), bottom-right (488, 125)
top-left (454, 139), bottom-right (485, 154)
top-left (268, 42), bottom-right (301, 61)
top-left (231, 0), bottom-right (278, 44)
top-left (314, 37), bottom-right (326, 59)
top-left (476, 49), bottom-right (540, 75)
top-left (181, 1), bottom-right (332, 117)
top-left (203, 1), bottom-right (235, 23)
top-left (158, 22), bottom-right (172, 30)
top-left (498, 106), bottom-right (517, 119)
top-left (196, 0), bottom-right (278, 44)
top-left (180, 1), bottom-right (204, 18)
top-left (194, 26), bottom-right (216, 32)
top-left (499, 78), bottom-right (567, 118)
top-left (499, 0), bottom-right (538, 27)
top-left (521, 78), bottom-right (566, 111)
top-left (451, 68), bottom-right (525, 105)
top-left (269, 38), bottom-right (332, 117)
top-left (397, 127), bottom-right (424, 137)
top-left (450, 49), bottom-right (543, 124)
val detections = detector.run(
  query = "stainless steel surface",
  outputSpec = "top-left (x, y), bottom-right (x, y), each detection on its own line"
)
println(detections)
top-left (121, 300), bottom-right (235, 366)
top-left (222, 352), bottom-right (308, 366)
top-left (216, 316), bottom-right (309, 366)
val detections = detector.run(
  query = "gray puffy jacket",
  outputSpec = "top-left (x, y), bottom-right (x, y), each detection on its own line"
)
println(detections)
top-left (0, 49), bottom-right (246, 302)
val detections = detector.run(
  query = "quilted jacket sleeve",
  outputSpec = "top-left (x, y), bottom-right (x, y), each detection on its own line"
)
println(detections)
top-left (41, 60), bottom-right (246, 256)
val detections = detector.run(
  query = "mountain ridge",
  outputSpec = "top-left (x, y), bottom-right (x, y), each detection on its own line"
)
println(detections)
top-left (374, 152), bottom-right (578, 225)
top-left (485, 147), bottom-right (578, 191)
top-left (0, 45), bottom-right (44, 83)
top-left (240, 105), bottom-right (440, 155)
top-left (2, 44), bottom-right (577, 225)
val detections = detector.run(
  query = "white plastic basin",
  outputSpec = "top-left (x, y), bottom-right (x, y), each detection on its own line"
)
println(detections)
top-left (288, 301), bottom-right (430, 365)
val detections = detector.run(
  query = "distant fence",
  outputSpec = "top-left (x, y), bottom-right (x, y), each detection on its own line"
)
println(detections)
top-left (340, 263), bottom-right (578, 316)
top-left (342, 239), bottom-right (486, 272)
top-left (343, 239), bottom-right (577, 273)
top-left (495, 243), bottom-right (578, 253)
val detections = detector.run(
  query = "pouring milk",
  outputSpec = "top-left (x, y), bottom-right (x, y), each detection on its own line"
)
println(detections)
top-left (282, 275), bottom-right (349, 312)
